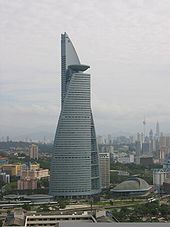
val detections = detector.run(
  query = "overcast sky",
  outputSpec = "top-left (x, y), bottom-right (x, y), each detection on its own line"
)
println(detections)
top-left (1, 0), bottom-right (170, 140)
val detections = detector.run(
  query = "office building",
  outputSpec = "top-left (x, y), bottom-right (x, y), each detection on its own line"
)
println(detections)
top-left (163, 159), bottom-right (170, 169)
top-left (50, 33), bottom-right (101, 197)
top-left (135, 141), bottom-right (141, 164)
top-left (142, 142), bottom-right (149, 155)
top-left (2, 164), bottom-right (21, 176)
top-left (99, 153), bottom-right (110, 189)
top-left (3, 209), bottom-right (98, 227)
top-left (153, 160), bottom-right (170, 192)
top-left (30, 144), bottom-right (39, 160)
top-left (159, 135), bottom-right (166, 148)
top-left (163, 179), bottom-right (170, 194)
top-left (155, 121), bottom-right (160, 138)
top-left (97, 136), bottom-right (104, 145)
top-left (153, 169), bottom-right (170, 191)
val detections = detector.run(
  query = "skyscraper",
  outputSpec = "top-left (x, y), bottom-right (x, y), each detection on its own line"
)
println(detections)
top-left (29, 144), bottom-right (39, 160)
top-left (135, 141), bottom-right (141, 164)
top-left (155, 121), bottom-right (160, 138)
top-left (50, 33), bottom-right (101, 198)
top-left (99, 153), bottom-right (110, 189)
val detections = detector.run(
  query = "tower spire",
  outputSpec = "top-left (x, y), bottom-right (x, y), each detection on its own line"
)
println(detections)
top-left (143, 116), bottom-right (146, 140)
top-left (155, 121), bottom-right (160, 138)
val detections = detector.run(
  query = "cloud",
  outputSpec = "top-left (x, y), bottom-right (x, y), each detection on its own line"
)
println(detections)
top-left (1, 0), bottom-right (170, 138)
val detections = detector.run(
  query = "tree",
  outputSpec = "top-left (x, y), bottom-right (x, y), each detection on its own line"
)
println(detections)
top-left (38, 178), bottom-right (49, 188)
top-left (23, 204), bottom-right (31, 211)
top-left (160, 204), bottom-right (170, 216)
top-left (5, 181), bottom-right (17, 192)
top-left (41, 205), bottom-right (49, 212)
top-left (110, 172), bottom-right (128, 185)
top-left (58, 199), bottom-right (68, 209)
top-left (39, 159), bottom-right (51, 169)
top-left (129, 215), bottom-right (142, 222)
top-left (109, 200), bottom-right (113, 205)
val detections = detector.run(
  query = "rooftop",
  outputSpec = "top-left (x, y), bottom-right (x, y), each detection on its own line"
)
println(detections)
top-left (112, 177), bottom-right (151, 192)
top-left (68, 64), bottom-right (90, 72)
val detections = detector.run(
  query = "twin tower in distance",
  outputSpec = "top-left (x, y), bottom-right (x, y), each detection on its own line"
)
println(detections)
top-left (49, 33), bottom-right (101, 198)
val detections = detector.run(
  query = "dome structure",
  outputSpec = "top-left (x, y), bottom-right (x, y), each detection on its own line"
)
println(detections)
top-left (111, 177), bottom-right (152, 197)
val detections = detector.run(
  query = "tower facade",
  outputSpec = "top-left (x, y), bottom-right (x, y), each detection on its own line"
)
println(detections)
top-left (29, 144), bottom-right (38, 160)
top-left (99, 153), bottom-right (110, 189)
top-left (50, 33), bottom-right (101, 197)
top-left (155, 121), bottom-right (160, 138)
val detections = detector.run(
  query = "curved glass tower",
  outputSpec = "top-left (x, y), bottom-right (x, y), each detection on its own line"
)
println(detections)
top-left (50, 33), bottom-right (101, 197)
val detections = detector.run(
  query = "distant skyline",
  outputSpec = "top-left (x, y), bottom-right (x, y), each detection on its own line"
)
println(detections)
top-left (1, 0), bottom-right (170, 140)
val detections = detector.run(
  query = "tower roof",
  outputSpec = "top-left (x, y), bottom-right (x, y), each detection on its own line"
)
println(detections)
top-left (112, 177), bottom-right (151, 192)
top-left (61, 32), bottom-right (81, 70)
top-left (68, 64), bottom-right (90, 72)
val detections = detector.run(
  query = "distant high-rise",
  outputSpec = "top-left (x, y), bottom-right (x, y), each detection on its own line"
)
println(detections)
top-left (29, 144), bottom-right (38, 160)
top-left (155, 121), bottom-right (160, 138)
top-left (135, 141), bottom-right (141, 164)
top-left (107, 134), bottom-right (112, 144)
top-left (97, 136), bottom-right (104, 145)
top-left (149, 129), bottom-right (153, 141)
top-left (50, 33), bottom-right (101, 197)
top-left (143, 118), bottom-right (146, 139)
top-left (142, 142), bottom-right (149, 155)
top-left (141, 132), bottom-right (144, 143)
top-left (136, 133), bottom-right (141, 142)
top-left (149, 129), bottom-right (154, 155)
top-left (99, 153), bottom-right (110, 189)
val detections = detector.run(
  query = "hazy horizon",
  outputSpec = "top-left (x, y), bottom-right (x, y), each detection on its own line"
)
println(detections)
top-left (1, 0), bottom-right (170, 140)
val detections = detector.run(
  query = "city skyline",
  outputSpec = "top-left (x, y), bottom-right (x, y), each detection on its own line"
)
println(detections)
top-left (1, 0), bottom-right (170, 139)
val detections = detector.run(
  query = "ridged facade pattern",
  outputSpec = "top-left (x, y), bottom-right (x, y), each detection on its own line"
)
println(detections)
top-left (50, 33), bottom-right (101, 197)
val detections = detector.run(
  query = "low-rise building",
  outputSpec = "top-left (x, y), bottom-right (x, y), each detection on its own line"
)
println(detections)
top-left (17, 178), bottom-right (37, 190)
top-left (36, 168), bottom-right (49, 179)
top-left (153, 168), bottom-right (170, 191)
top-left (0, 156), bottom-right (8, 165)
top-left (20, 168), bottom-right (49, 180)
top-left (2, 164), bottom-right (22, 176)
top-left (117, 155), bottom-right (134, 164)
top-left (30, 163), bottom-right (40, 170)
top-left (153, 159), bottom-right (170, 192)
top-left (140, 156), bottom-right (153, 167)
top-left (111, 177), bottom-right (152, 197)
top-left (3, 209), bottom-right (97, 227)
top-left (162, 180), bottom-right (170, 194)
top-left (0, 172), bottom-right (10, 183)
top-left (25, 214), bottom-right (96, 226)
top-left (110, 170), bottom-right (129, 176)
